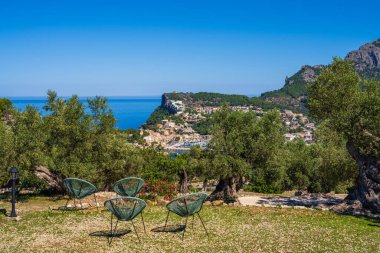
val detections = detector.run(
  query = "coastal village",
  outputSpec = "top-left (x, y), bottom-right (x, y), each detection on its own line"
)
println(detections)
top-left (139, 97), bottom-right (316, 152)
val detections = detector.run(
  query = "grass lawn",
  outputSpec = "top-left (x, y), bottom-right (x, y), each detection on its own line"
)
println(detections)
top-left (1, 197), bottom-right (380, 252)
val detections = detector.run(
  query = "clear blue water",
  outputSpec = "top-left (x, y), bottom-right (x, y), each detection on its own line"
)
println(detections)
top-left (9, 97), bottom-right (161, 130)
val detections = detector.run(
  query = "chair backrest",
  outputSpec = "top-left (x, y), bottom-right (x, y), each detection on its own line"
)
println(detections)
top-left (104, 197), bottom-right (146, 221)
top-left (113, 177), bottom-right (145, 197)
top-left (63, 178), bottom-right (97, 199)
top-left (166, 192), bottom-right (208, 217)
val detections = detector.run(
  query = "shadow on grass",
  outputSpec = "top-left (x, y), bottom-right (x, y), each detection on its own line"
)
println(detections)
top-left (362, 216), bottom-right (380, 228)
top-left (367, 224), bottom-right (380, 227)
top-left (90, 229), bottom-right (132, 246)
top-left (54, 206), bottom-right (80, 211)
top-left (151, 225), bottom-right (186, 233)
top-left (335, 211), bottom-right (380, 228)
top-left (255, 195), bottom-right (343, 208)
top-left (89, 230), bottom-right (132, 238)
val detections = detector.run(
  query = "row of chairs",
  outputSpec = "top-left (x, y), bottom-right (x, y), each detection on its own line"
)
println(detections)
top-left (62, 177), bottom-right (209, 243)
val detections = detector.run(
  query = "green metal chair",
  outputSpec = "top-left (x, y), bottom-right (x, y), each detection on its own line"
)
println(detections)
top-left (113, 177), bottom-right (145, 197)
top-left (104, 197), bottom-right (147, 245)
top-left (63, 178), bottom-right (98, 210)
top-left (113, 177), bottom-right (146, 232)
top-left (164, 192), bottom-right (209, 240)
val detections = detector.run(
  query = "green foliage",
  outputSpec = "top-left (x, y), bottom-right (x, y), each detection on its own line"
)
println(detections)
top-left (243, 181), bottom-right (284, 194)
top-left (309, 58), bottom-right (380, 159)
top-left (282, 139), bottom-right (314, 191)
top-left (359, 67), bottom-right (380, 80)
top-left (0, 121), bottom-right (16, 186)
top-left (208, 108), bottom-right (286, 193)
top-left (206, 106), bottom-right (357, 194)
top-left (192, 116), bottom-right (213, 135)
top-left (124, 129), bottom-right (146, 144)
top-left (310, 123), bottom-right (357, 192)
top-left (0, 98), bottom-right (13, 114)
top-left (0, 82), bottom-right (361, 196)
top-left (137, 147), bottom-right (178, 181)
top-left (142, 106), bottom-right (171, 129)
top-left (0, 105), bottom-right (48, 188)
top-left (0, 91), bottom-right (149, 191)
top-left (308, 59), bottom-right (360, 131)
top-left (249, 97), bottom-right (299, 112)
top-left (262, 66), bottom-right (324, 99)
top-left (167, 92), bottom-right (301, 114)
top-left (191, 92), bottom-right (251, 106)
top-left (168, 114), bottom-right (184, 125)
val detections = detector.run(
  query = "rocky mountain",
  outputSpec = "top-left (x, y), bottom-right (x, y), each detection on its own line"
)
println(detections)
top-left (261, 65), bottom-right (324, 111)
top-left (262, 65), bottom-right (324, 98)
top-left (345, 39), bottom-right (380, 79)
top-left (261, 39), bottom-right (380, 109)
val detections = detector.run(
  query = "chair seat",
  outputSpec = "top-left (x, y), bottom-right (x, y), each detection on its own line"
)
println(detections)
top-left (113, 177), bottom-right (145, 197)
top-left (104, 197), bottom-right (146, 221)
top-left (103, 196), bottom-right (147, 245)
top-left (63, 178), bottom-right (97, 199)
top-left (166, 192), bottom-right (208, 217)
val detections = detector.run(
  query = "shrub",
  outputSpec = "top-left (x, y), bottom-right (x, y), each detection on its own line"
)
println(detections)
top-left (244, 183), bottom-right (284, 194)
top-left (139, 179), bottom-right (177, 200)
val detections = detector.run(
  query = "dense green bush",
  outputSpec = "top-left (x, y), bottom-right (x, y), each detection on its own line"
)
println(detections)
top-left (244, 181), bottom-right (284, 194)
top-left (0, 98), bottom-right (13, 114)
top-left (192, 116), bottom-right (213, 135)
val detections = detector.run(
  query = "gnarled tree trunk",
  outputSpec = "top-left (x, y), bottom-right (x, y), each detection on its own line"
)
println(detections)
top-left (34, 166), bottom-right (64, 193)
top-left (209, 175), bottom-right (243, 203)
top-left (346, 141), bottom-right (380, 213)
top-left (202, 178), bottom-right (208, 192)
top-left (178, 170), bottom-right (188, 193)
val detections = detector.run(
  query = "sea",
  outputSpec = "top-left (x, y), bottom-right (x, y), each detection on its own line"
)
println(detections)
top-left (8, 97), bottom-right (161, 130)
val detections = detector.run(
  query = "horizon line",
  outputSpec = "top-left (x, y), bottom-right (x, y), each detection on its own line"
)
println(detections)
top-left (5, 93), bottom-right (261, 99)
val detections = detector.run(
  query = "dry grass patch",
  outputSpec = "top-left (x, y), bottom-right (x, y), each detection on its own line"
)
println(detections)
top-left (1, 197), bottom-right (380, 252)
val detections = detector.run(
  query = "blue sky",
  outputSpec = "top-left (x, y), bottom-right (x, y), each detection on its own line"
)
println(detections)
top-left (1, 0), bottom-right (379, 97)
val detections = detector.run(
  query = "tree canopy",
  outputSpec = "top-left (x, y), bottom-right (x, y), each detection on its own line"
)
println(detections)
top-left (308, 58), bottom-right (380, 212)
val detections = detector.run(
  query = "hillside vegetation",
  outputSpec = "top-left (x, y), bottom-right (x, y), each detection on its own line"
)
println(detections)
top-left (262, 65), bottom-right (324, 99)
top-left (166, 92), bottom-right (300, 111)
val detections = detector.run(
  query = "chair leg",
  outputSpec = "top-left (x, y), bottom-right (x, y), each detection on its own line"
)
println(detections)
top-left (164, 210), bottom-right (170, 231)
top-left (108, 214), bottom-right (113, 246)
top-left (93, 194), bottom-right (99, 211)
top-left (192, 214), bottom-right (195, 229)
top-left (141, 212), bottom-right (146, 234)
top-left (79, 199), bottom-right (83, 210)
top-left (110, 213), bottom-right (113, 235)
top-left (64, 197), bottom-right (71, 209)
top-left (109, 214), bottom-right (119, 246)
top-left (197, 213), bottom-right (209, 238)
top-left (182, 216), bottom-right (188, 241)
top-left (131, 220), bottom-right (141, 242)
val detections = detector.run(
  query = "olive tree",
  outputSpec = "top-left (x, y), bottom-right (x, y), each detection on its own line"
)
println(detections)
top-left (208, 108), bottom-right (284, 201)
top-left (308, 58), bottom-right (380, 212)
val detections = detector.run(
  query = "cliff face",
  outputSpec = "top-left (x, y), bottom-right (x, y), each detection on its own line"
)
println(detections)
top-left (161, 94), bottom-right (178, 114)
top-left (345, 39), bottom-right (380, 71)
top-left (345, 39), bottom-right (380, 80)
